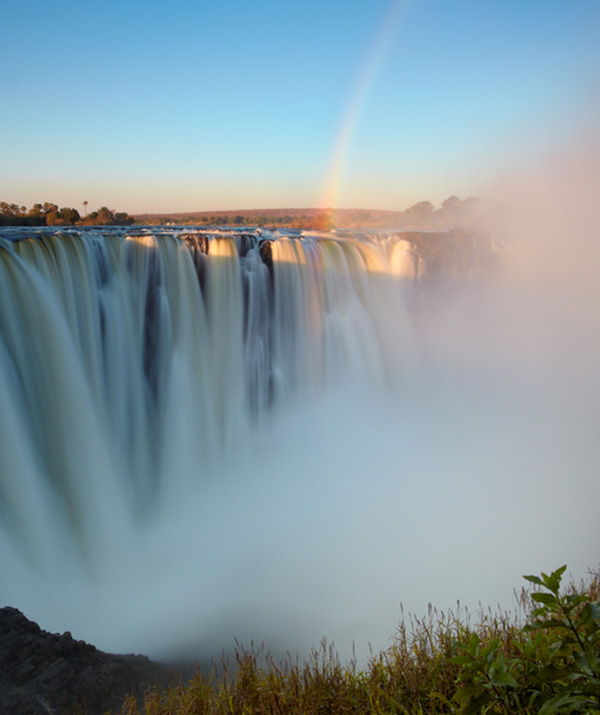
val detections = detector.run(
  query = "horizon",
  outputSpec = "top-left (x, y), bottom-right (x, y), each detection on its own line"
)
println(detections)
top-left (2, 1), bottom-right (599, 214)
top-left (130, 200), bottom-right (467, 215)
top-left (2, 199), bottom-right (464, 214)
top-left (2, 196), bottom-right (481, 220)
top-left (2, 196), bottom-right (487, 232)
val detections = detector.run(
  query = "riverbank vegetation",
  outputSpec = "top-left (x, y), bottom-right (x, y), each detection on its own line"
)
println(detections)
top-left (118, 566), bottom-right (600, 714)
top-left (0, 202), bottom-right (134, 226)
top-left (1, 196), bottom-right (488, 230)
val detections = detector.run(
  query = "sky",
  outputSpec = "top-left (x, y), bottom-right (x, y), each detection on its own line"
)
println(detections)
top-left (1, 0), bottom-right (599, 214)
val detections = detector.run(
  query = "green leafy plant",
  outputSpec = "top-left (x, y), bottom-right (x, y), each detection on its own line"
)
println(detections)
top-left (451, 565), bottom-right (600, 714)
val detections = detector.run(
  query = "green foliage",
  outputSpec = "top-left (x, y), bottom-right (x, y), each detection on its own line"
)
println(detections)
top-left (451, 565), bottom-right (600, 714)
top-left (46, 206), bottom-right (82, 225)
top-left (84, 206), bottom-right (134, 225)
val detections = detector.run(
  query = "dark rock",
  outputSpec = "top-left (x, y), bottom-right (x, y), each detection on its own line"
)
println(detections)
top-left (0, 606), bottom-right (172, 715)
top-left (259, 239), bottom-right (273, 281)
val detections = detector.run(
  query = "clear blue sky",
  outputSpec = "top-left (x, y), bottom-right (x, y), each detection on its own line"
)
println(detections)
top-left (1, 0), bottom-right (599, 214)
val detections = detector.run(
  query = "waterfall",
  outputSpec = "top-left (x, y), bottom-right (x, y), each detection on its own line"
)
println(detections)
top-left (0, 227), bottom-right (421, 657)
top-left (1, 225), bottom-right (596, 664)
top-left (0, 229), bottom-right (413, 553)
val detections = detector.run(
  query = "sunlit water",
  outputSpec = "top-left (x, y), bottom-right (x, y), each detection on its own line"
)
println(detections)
top-left (0, 225), bottom-right (598, 664)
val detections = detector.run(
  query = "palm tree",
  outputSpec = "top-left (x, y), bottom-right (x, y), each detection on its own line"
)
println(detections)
top-left (83, 200), bottom-right (88, 217)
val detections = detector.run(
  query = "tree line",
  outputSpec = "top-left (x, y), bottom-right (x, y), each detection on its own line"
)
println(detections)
top-left (1, 196), bottom-right (487, 230)
top-left (139, 211), bottom-right (336, 230)
top-left (0, 202), bottom-right (135, 227)
top-left (134, 196), bottom-right (488, 231)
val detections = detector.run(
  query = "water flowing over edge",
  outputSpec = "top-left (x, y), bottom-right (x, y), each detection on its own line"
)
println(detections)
top-left (0, 227), bottom-right (428, 558)
top-left (0, 225), bottom-right (597, 664)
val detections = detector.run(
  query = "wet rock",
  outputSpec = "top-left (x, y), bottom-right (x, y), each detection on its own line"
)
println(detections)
top-left (259, 239), bottom-right (273, 281)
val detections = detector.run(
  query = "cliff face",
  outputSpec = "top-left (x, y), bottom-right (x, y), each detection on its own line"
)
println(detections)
top-left (0, 607), bottom-right (170, 715)
top-left (394, 230), bottom-right (499, 281)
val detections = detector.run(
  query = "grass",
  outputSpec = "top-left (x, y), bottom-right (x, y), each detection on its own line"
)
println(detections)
top-left (117, 567), bottom-right (600, 714)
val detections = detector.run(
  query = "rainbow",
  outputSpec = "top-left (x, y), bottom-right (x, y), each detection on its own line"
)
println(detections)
top-left (322, 0), bottom-right (408, 213)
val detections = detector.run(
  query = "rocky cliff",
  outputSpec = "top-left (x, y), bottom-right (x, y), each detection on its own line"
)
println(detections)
top-left (0, 607), bottom-right (171, 714)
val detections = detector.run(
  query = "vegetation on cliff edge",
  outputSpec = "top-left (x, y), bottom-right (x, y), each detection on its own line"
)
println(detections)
top-left (118, 566), bottom-right (600, 714)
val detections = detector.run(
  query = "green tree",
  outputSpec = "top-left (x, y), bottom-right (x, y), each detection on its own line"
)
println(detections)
top-left (114, 211), bottom-right (134, 225)
top-left (28, 203), bottom-right (43, 218)
top-left (58, 207), bottom-right (81, 224)
top-left (97, 206), bottom-right (114, 224)
top-left (42, 202), bottom-right (59, 215)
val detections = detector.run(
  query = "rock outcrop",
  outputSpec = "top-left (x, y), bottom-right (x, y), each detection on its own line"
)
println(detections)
top-left (0, 606), bottom-right (171, 714)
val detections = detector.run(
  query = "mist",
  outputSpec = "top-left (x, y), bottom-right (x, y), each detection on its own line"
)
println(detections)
top-left (1, 138), bottom-right (599, 668)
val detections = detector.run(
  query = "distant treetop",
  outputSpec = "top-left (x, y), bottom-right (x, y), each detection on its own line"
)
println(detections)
top-left (0, 202), bottom-right (134, 227)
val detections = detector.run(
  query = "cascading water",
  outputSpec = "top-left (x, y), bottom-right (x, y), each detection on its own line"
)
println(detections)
top-left (0, 225), bottom-right (598, 664)
top-left (0, 229), bottom-right (412, 535)
top-left (0, 226), bottom-right (418, 657)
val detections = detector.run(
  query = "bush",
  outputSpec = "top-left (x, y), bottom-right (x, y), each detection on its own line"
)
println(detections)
top-left (452, 565), bottom-right (600, 714)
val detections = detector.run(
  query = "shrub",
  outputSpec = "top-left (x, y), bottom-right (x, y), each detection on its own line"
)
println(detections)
top-left (451, 565), bottom-right (600, 714)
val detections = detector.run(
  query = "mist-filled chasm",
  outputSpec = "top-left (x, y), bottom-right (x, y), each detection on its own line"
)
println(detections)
top-left (1, 157), bottom-right (599, 666)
